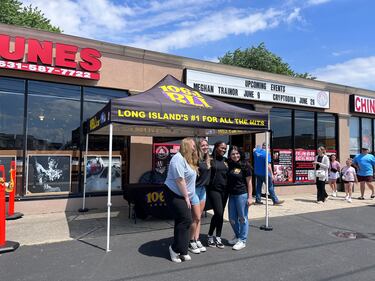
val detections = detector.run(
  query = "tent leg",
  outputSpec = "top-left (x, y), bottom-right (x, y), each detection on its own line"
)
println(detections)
top-left (79, 133), bottom-right (89, 213)
top-left (106, 124), bottom-right (113, 253)
top-left (260, 131), bottom-right (273, 231)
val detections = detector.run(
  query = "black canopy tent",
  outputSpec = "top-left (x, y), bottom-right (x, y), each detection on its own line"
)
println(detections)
top-left (83, 75), bottom-right (271, 252)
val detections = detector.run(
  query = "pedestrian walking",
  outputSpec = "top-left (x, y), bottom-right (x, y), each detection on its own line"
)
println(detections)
top-left (341, 158), bottom-right (357, 203)
top-left (328, 154), bottom-right (341, 197)
top-left (313, 146), bottom-right (329, 203)
top-left (352, 147), bottom-right (375, 200)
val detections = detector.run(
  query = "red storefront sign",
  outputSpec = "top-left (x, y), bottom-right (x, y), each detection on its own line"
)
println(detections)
top-left (0, 34), bottom-right (102, 80)
top-left (351, 95), bottom-right (375, 115)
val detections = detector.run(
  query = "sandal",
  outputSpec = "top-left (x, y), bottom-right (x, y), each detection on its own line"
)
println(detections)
top-left (358, 196), bottom-right (365, 200)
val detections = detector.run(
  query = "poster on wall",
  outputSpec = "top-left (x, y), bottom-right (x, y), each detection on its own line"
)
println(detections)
top-left (150, 144), bottom-right (180, 184)
top-left (27, 155), bottom-right (71, 194)
top-left (272, 149), bottom-right (293, 184)
top-left (0, 156), bottom-right (16, 191)
top-left (85, 156), bottom-right (121, 192)
top-left (294, 149), bottom-right (316, 183)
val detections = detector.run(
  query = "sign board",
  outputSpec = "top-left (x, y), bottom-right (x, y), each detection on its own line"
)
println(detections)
top-left (350, 94), bottom-right (375, 115)
top-left (186, 69), bottom-right (330, 109)
top-left (0, 34), bottom-right (101, 80)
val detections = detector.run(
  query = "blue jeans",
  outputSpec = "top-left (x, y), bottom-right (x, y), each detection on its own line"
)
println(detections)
top-left (255, 175), bottom-right (279, 203)
top-left (228, 193), bottom-right (249, 243)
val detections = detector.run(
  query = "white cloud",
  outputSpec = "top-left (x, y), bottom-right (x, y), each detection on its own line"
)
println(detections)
top-left (286, 8), bottom-right (302, 24)
top-left (307, 0), bottom-right (331, 5)
top-left (312, 56), bottom-right (375, 90)
top-left (331, 49), bottom-right (352, 57)
top-left (129, 8), bottom-right (284, 52)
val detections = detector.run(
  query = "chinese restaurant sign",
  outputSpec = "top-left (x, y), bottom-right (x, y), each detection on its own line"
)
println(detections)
top-left (0, 34), bottom-right (101, 80)
top-left (350, 95), bottom-right (375, 115)
top-left (186, 69), bottom-right (330, 109)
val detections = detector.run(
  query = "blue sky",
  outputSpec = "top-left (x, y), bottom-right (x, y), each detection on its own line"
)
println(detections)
top-left (23, 0), bottom-right (375, 90)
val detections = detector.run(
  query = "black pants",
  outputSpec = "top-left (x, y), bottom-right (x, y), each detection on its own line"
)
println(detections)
top-left (164, 187), bottom-right (192, 255)
top-left (316, 179), bottom-right (328, 202)
top-left (207, 189), bottom-right (228, 237)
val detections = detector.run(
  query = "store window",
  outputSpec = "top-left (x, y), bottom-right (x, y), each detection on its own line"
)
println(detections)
top-left (270, 108), bottom-right (292, 149)
top-left (349, 117), bottom-right (360, 156)
top-left (317, 113), bottom-right (336, 151)
top-left (0, 77), bottom-right (25, 149)
top-left (295, 110), bottom-right (315, 150)
top-left (361, 118), bottom-right (372, 151)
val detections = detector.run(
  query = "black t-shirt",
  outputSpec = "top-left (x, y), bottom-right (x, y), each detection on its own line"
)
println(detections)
top-left (209, 156), bottom-right (228, 192)
top-left (196, 160), bottom-right (211, 187)
top-left (316, 155), bottom-right (323, 170)
top-left (227, 161), bottom-right (252, 195)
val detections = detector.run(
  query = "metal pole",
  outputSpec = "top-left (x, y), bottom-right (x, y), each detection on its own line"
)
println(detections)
top-left (106, 124), bottom-right (113, 252)
top-left (260, 130), bottom-right (273, 231)
top-left (79, 133), bottom-right (89, 212)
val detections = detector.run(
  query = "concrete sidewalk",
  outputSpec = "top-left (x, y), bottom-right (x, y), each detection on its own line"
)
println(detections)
top-left (6, 190), bottom-right (375, 246)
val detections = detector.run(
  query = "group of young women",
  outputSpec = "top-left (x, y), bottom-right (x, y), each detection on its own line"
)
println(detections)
top-left (313, 146), bottom-right (357, 204)
top-left (164, 137), bottom-right (253, 263)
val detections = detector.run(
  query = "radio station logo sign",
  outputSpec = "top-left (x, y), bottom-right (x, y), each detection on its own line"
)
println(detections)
top-left (0, 34), bottom-right (102, 80)
top-left (159, 84), bottom-right (212, 108)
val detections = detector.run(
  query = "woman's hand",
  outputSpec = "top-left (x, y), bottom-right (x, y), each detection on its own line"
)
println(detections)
top-left (247, 197), bottom-right (253, 206)
top-left (185, 196), bottom-right (191, 209)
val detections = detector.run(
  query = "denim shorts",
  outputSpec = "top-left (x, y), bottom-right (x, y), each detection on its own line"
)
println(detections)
top-left (191, 186), bottom-right (206, 206)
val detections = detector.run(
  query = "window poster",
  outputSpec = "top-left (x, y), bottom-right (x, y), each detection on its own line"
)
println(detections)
top-left (27, 155), bottom-right (71, 194)
top-left (294, 149), bottom-right (316, 183)
top-left (0, 156), bottom-right (16, 191)
top-left (273, 149), bottom-right (293, 184)
top-left (85, 156), bottom-right (122, 192)
top-left (153, 143), bottom-right (180, 178)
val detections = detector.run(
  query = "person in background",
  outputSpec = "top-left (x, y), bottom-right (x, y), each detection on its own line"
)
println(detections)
top-left (253, 143), bottom-right (284, 205)
top-left (341, 158), bottom-right (357, 203)
top-left (328, 154), bottom-right (341, 197)
top-left (207, 141), bottom-right (228, 249)
top-left (352, 147), bottom-right (375, 200)
top-left (227, 146), bottom-right (253, 251)
top-left (164, 137), bottom-right (198, 263)
top-left (313, 146), bottom-right (330, 203)
top-left (189, 138), bottom-right (210, 254)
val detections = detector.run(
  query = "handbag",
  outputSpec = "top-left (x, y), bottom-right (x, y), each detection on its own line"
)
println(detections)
top-left (315, 170), bottom-right (325, 177)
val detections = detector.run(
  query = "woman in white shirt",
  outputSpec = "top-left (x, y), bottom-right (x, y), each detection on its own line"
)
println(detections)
top-left (313, 146), bottom-right (330, 203)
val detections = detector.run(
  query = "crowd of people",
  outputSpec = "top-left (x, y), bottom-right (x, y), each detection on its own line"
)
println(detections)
top-left (313, 146), bottom-right (375, 204)
top-left (164, 138), bottom-right (283, 263)
top-left (163, 138), bottom-right (375, 263)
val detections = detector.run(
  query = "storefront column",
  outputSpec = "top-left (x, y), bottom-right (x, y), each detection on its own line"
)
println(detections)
top-left (254, 104), bottom-right (272, 146)
top-left (338, 113), bottom-right (351, 163)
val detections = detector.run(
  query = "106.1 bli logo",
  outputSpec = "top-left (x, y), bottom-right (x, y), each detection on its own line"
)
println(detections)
top-left (146, 190), bottom-right (166, 207)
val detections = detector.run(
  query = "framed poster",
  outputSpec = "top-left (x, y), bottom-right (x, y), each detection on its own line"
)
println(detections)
top-left (0, 156), bottom-right (16, 190)
top-left (153, 143), bottom-right (180, 177)
top-left (85, 156), bottom-right (121, 192)
top-left (273, 149), bottom-right (293, 184)
top-left (26, 154), bottom-right (71, 194)
top-left (294, 149), bottom-right (315, 183)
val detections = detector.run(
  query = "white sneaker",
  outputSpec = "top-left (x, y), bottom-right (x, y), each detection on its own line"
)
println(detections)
top-left (332, 192), bottom-right (337, 197)
top-left (344, 195), bottom-right (349, 200)
top-left (196, 240), bottom-right (206, 252)
top-left (232, 240), bottom-right (246, 251)
top-left (180, 254), bottom-right (191, 261)
top-left (188, 241), bottom-right (201, 254)
top-left (228, 237), bottom-right (238, 245)
top-left (347, 197), bottom-right (352, 203)
top-left (169, 245), bottom-right (181, 263)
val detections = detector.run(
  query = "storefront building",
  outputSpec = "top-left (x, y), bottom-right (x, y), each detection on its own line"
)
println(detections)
top-left (1, 23), bottom-right (374, 212)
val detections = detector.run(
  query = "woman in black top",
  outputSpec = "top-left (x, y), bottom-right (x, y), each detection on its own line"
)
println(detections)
top-left (227, 146), bottom-right (253, 251)
top-left (207, 141), bottom-right (228, 249)
top-left (189, 138), bottom-right (211, 254)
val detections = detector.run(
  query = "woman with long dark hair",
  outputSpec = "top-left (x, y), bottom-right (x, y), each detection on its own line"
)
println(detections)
top-left (227, 146), bottom-right (253, 250)
top-left (207, 141), bottom-right (228, 249)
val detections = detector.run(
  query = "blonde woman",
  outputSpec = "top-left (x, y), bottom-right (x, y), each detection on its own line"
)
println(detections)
top-left (164, 137), bottom-right (199, 263)
top-left (189, 138), bottom-right (211, 254)
top-left (313, 146), bottom-right (330, 203)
